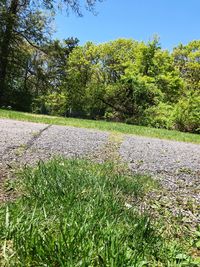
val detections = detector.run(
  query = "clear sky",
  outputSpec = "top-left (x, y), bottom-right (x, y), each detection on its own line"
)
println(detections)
top-left (53, 0), bottom-right (200, 50)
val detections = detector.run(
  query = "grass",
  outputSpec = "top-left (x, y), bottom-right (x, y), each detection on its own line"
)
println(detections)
top-left (0, 109), bottom-right (200, 144)
top-left (0, 158), bottom-right (195, 266)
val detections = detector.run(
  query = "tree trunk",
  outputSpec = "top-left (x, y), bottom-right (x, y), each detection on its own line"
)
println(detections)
top-left (0, 0), bottom-right (19, 106)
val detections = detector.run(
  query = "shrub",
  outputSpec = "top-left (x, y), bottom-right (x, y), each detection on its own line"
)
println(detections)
top-left (144, 103), bottom-right (174, 129)
top-left (32, 93), bottom-right (68, 116)
top-left (173, 91), bottom-right (200, 133)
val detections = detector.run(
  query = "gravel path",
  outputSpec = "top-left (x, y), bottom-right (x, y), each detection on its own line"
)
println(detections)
top-left (120, 135), bottom-right (200, 178)
top-left (0, 119), bottom-right (108, 168)
top-left (23, 125), bottom-right (109, 164)
top-left (0, 119), bottom-right (46, 161)
top-left (0, 118), bottom-right (199, 223)
top-left (1, 118), bottom-right (199, 182)
top-left (0, 119), bottom-right (49, 178)
top-left (120, 135), bottom-right (200, 223)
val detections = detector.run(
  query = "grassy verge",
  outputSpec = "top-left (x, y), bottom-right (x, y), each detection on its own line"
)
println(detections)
top-left (0, 109), bottom-right (200, 144)
top-left (0, 158), bottom-right (197, 266)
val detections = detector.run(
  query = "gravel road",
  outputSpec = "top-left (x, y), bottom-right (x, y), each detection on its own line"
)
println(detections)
top-left (120, 135), bottom-right (200, 179)
top-left (0, 119), bottom-right (45, 160)
top-left (120, 135), bottom-right (200, 223)
top-left (24, 124), bottom-right (109, 164)
top-left (0, 119), bottom-right (108, 168)
top-left (0, 118), bottom-right (199, 222)
top-left (1, 118), bottom-right (199, 180)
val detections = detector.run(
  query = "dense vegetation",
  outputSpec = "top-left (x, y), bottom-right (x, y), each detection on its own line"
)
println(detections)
top-left (0, 1), bottom-right (199, 134)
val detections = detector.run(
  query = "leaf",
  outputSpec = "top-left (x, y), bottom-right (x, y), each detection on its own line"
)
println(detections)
top-left (137, 261), bottom-right (149, 267)
top-left (192, 257), bottom-right (200, 264)
top-left (176, 253), bottom-right (188, 260)
top-left (195, 240), bottom-right (200, 249)
top-left (195, 231), bottom-right (200, 237)
top-left (5, 206), bottom-right (9, 228)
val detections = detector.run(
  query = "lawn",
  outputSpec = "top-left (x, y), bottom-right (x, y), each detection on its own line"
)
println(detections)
top-left (0, 158), bottom-right (196, 266)
top-left (0, 109), bottom-right (200, 144)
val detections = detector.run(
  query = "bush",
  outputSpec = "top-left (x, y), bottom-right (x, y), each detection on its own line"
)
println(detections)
top-left (144, 103), bottom-right (174, 129)
top-left (173, 92), bottom-right (200, 133)
top-left (32, 93), bottom-right (68, 116)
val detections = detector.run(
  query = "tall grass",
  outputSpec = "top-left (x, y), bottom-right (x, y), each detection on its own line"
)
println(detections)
top-left (0, 159), bottom-right (187, 266)
top-left (0, 109), bottom-right (200, 144)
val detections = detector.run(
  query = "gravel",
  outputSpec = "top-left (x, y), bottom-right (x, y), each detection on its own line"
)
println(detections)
top-left (0, 119), bottom-right (47, 169)
top-left (23, 125), bottom-right (109, 164)
top-left (120, 135), bottom-right (200, 171)
top-left (0, 119), bottom-right (108, 168)
top-left (120, 135), bottom-right (200, 223)
top-left (0, 119), bottom-right (46, 158)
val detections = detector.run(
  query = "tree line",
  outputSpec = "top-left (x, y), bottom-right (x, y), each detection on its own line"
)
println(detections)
top-left (0, 1), bottom-right (199, 133)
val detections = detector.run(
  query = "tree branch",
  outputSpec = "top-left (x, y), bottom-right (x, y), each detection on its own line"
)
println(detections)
top-left (14, 30), bottom-right (48, 54)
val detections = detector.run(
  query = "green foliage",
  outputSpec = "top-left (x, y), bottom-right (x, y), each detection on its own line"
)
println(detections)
top-left (65, 37), bottom-right (189, 130)
top-left (0, 158), bottom-right (187, 266)
top-left (33, 93), bottom-right (69, 116)
top-left (66, 38), bottom-right (177, 121)
top-left (144, 103), bottom-right (175, 129)
top-left (173, 40), bottom-right (200, 91)
top-left (173, 91), bottom-right (200, 133)
top-left (0, 0), bottom-right (100, 106)
top-left (0, 0), bottom-right (53, 105)
top-left (0, 0), bottom-right (199, 134)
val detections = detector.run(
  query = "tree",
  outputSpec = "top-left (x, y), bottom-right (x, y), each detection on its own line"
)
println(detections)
top-left (0, 0), bottom-right (51, 105)
top-left (65, 38), bottom-right (184, 121)
top-left (172, 41), bottom-right (200, 133)
top-left (173, 40), bottom-right (200, 92)
top-left (45, 38), bottom-right (79, 89)
top-left (31, 38), bottom-right (79, 114)
top-left (0, 0), bottom-right (103, 106)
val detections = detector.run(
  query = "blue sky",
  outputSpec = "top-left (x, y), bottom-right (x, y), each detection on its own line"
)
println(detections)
top-left (54, 0), bottom-right (199, 50)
